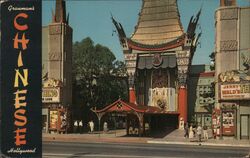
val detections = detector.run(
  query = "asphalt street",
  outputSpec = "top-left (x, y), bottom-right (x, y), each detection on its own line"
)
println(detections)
top-left (43, 141), bottom-right (250, 158)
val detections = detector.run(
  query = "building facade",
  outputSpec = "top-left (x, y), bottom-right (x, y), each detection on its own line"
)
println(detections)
top-left (188, 65), bottom-right (215, 127)
top-left (113, 0), bottom-right (201, 130)
top-left (42, 0), bottom-right (73, 133)
top-left (215, 0), bottom-right (250, 139)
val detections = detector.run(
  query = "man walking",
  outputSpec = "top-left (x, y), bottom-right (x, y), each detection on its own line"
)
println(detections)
top-left (203, 125), bottom-right (208, 140)
top-left (73, 120), bottom-right (78, 133)
top-left (89, 120), bottom-right (94, 133)
top-left (197, 124), bottom-right (202, 143)
top-left (184, 123), bottom-right (189, 138)
top-left (79, 120), bottom-right (83, 134)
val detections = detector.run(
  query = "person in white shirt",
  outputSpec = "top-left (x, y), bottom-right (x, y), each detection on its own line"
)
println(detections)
top-left (74, 120), bottom-right (78, 133)
top-left (89, 120), bottom-right (94, 133)
top-left (189, 125), bottom-right (194, 139)
top-left (197, 124), bottom-right (202, 142)
top-left (79, 120), bottom-right (83, 134)
top-left (203, 125), bottom-right (209, 140)
top-left (103, 122), bottom-right (108, 133)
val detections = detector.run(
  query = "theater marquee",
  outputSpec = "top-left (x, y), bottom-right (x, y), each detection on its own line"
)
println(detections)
top-left (42, 88), bottom-right (61, 103)
top-left (220, 83), bottom-right (250, 100)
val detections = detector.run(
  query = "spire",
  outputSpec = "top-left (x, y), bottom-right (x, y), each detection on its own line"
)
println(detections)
top-left (220, 0), bottom-right (237, 7)
top-left (53, 0), bottom-right (68, 24)
top-left (111, 14), bottom-right (126, 45)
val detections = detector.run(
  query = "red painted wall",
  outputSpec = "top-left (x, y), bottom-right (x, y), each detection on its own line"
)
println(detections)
top-left (178, 87), bottom-right (187, 123)
top-left (129, 88), bottom-right (136, 104)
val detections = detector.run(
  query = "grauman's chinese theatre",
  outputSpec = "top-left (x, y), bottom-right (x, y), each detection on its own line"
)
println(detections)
top-left (93, 0), bottom-right (201, 134)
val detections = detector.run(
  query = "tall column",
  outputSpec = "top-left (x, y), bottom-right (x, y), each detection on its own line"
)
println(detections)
top-left (129, 87), bottom-right (136, 104)
top-left (124, 53), bottom-right (137, 104)
top-left (128, 73), bottom-right (136, 104)
top-left (176, 50), bottom-right (190, 128)
top-left (178, 86), bottom-right (188, 123)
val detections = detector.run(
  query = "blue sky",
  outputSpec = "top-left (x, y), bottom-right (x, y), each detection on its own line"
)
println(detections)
top-left (42, 0), bottom-right (250, 65)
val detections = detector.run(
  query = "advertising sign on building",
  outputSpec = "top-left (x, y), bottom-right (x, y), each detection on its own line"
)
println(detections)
top-left (49, 110), bottom-right (58, 130)
top-left (220, 83), bottom-right (250, 100)
top-left (1, 1), bottom-right (42, 157)
top-left (222, 110), bottom-right (235, 136)
top-left (42, 87), bottom-right (61, 103)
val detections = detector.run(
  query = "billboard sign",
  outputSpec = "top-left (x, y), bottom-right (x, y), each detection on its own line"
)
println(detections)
top-left (220, 83), bottom-right (250, 100)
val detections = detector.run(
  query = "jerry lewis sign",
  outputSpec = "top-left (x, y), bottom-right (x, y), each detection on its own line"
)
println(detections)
top-left (220, 83), bottom-right (250, 100)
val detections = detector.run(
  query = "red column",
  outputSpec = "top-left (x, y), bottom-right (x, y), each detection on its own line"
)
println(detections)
top-left (129, 87), bottom-right (136, 104)
top-left (178, 87), bottom-right (187, 123)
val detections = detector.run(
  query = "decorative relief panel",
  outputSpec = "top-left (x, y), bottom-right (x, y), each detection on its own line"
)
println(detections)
top-left (177, 58), bottom-right (189, 65)
top-left (220, 40), bottom-right (238, 51)
top-left (124, 53), bottom-right (137, 60)
top-left (49, 52), bottom-right (62, 61)
top-left (126, 61), bottom-right (136, 68)
top-left (176, 51), bottom-right (190, 58)
top-left (49, 35), bottom-right (60, 42)
top-left (49, 25), bottom-right (62, 35)
top-left (220, 9), bottom-right (238, 20)
top-left (176, 50), bottom-right (191, 86)
top-left (178, 66), bottom-right (188, 74)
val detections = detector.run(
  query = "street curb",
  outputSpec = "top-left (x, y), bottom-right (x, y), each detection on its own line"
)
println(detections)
top-left (42, 136), bottom-right (149, 144)
top-left (147, 140), bottom-right (250, 148)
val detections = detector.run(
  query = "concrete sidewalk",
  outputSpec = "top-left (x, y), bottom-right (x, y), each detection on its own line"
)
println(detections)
top-left (43, 130), bottom-right (150, 144)
top-left (43, 129), bottom-right (250, 148)
top-left (150, 128), bottom-right (250, 148)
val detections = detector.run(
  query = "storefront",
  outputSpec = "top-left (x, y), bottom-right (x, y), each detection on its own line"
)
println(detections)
top-left (219, 76), bottom-right (250, 139)
top-left (48, 106), bottom-right (68, 133)
top-left (42, 79), bottom-right (70, 133)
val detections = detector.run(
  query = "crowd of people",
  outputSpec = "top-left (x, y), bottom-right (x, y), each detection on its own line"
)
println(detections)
top-left (184, 123), bottom-right (209, 142)
top-left (73, 120), bottom-right (110, 134)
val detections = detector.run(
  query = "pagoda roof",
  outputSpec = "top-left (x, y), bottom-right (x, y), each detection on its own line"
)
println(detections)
top-left (130, 0), bottom-right (184, 46)
top-left (92, 99), bottom-right (179, 115)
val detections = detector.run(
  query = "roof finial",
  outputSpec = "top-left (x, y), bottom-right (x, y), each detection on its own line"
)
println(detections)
top-left (54, 0), bottom-right (67, 23)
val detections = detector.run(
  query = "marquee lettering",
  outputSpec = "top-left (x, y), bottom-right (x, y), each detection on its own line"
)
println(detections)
top-left (13, 33), bottom-right (29, 50)
top-left (14, 90), bottom-right (27, 109)
top-left (13, 12), bottom-right (29, 147)
top-left (14, 13), bottom-right (29, 31)
top-left (14, 128), bottom-right (27, 146)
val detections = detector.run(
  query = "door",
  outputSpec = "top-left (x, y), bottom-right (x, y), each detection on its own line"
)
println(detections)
top-left (240, 115), bottom-right (249, 139)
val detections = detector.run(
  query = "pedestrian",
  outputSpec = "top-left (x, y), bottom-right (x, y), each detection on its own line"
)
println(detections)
top-left (213, 127), bottom-right (217, 139)
top-left (184, 123), bottom-right (189, 138)
top-left (79, 120), bottom-right (83, 134)
top-left (103, 121), bottom-right (108, 133)
top-left (189, 124), bottom-right (194, 139)
top-left (73, 120), bottom-right (78, 133)
top-left (197, 124), bottom-right (202, 142)
top-left (203, 125), bottom-right (208, 140)
top-left (89, 120), bottom-right (94, 133)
